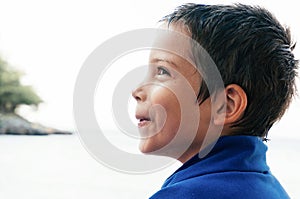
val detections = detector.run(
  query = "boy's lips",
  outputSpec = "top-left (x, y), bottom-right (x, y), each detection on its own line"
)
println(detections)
top-left (135, 113), bottom-right (151, 128)
top-left (138, 119), bottom-right (151, 128)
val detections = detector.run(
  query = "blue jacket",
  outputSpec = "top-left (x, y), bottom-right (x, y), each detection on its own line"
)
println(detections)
top-left (150, 136), bottom-right (289, 199)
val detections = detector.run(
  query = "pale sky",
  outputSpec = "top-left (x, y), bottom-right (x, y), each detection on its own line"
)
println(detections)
top-left (0, 0), bottom-right (299, 138)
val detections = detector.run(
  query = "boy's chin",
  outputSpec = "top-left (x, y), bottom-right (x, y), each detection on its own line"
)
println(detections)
top-left (139, 140), bottom-right (155, 154)
top-left (139, 139), bottom-right (165, 155)
top-left (139, 139), bottom-right (184, 159)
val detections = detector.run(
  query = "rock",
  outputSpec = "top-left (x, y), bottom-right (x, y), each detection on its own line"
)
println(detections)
top-left (0, 113), bottom-right (72, 135)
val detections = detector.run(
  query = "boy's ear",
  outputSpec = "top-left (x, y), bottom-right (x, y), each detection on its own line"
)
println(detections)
top-left (213, 84), bottom-right (247, 126)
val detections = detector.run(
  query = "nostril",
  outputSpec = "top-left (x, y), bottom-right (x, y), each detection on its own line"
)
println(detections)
top-left (134, 95), bottom-right (141, 101)
top-left (132, 89), bottom-right (139, 101)
top-left (132, 87), bottom-right (145, 102)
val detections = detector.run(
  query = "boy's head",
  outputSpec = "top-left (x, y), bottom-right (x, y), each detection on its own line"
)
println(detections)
top-left (132, 3), bottom-right (298, 161)
top-left (160, 3), bottom-right (298, 138)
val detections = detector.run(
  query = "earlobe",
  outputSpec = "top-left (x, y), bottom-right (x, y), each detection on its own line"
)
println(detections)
top-left (213, 84), bottom-right (247, 126)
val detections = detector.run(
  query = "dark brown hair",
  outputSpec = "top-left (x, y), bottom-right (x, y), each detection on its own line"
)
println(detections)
top-left (161, 3), bottom-right (298, 138)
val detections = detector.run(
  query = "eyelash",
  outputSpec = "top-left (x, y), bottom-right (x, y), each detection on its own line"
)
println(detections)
top-left (157, 66), bottom-right (170, 76)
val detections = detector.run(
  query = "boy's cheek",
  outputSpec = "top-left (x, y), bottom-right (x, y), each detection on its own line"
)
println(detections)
top-left (150, 87), bottom-right (181, 113)
top-left (150, 86), bottom-right (181, 126)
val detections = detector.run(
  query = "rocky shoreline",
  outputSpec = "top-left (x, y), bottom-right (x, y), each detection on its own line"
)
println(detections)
top-left (0, 113), bottom-right (72, 135)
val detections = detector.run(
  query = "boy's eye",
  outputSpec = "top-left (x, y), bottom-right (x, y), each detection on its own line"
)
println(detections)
top-left (157, 66), bottom-right (170, 76)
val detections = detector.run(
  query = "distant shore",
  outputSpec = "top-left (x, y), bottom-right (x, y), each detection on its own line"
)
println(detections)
top-left (0, 112), bottom-right (72, 135)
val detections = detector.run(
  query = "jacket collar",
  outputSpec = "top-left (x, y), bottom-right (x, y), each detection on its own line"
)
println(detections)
top-left (162, 135), bottom-right (269, 187)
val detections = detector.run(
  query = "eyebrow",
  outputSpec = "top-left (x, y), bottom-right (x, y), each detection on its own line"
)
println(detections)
top-left (150, 58), bottom-right (179, 68)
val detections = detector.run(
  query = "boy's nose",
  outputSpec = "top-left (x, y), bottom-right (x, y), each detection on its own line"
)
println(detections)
top-left (132, 86), bottom-right (146, 102)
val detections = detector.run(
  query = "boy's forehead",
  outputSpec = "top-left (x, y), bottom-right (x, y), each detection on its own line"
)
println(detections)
top-left (150, 23), bottom-right (195, 67)
top-left (154, 24), bottom-right (191, 50)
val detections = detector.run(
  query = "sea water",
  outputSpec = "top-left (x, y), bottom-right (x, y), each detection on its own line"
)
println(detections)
top-left (0, 133), bottom-right (299, 199)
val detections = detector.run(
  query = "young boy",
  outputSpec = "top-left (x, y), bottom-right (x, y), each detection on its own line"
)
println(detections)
top-left (132, 3), bottom-right (298, 198)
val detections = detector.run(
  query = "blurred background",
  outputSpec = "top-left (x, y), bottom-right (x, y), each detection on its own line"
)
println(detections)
top-left (0, 0), bottom-right (299, 198)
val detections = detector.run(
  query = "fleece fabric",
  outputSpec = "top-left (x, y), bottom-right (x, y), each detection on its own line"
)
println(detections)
top-left (150, 136), bottom-right (289, 199)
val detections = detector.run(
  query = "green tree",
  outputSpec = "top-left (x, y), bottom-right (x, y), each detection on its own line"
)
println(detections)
top-left (0, 56), bottom-right (42, 113)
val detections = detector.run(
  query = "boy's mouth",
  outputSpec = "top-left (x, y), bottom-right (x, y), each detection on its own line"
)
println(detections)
top-left (136, 116), bottom-right (151, 128)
